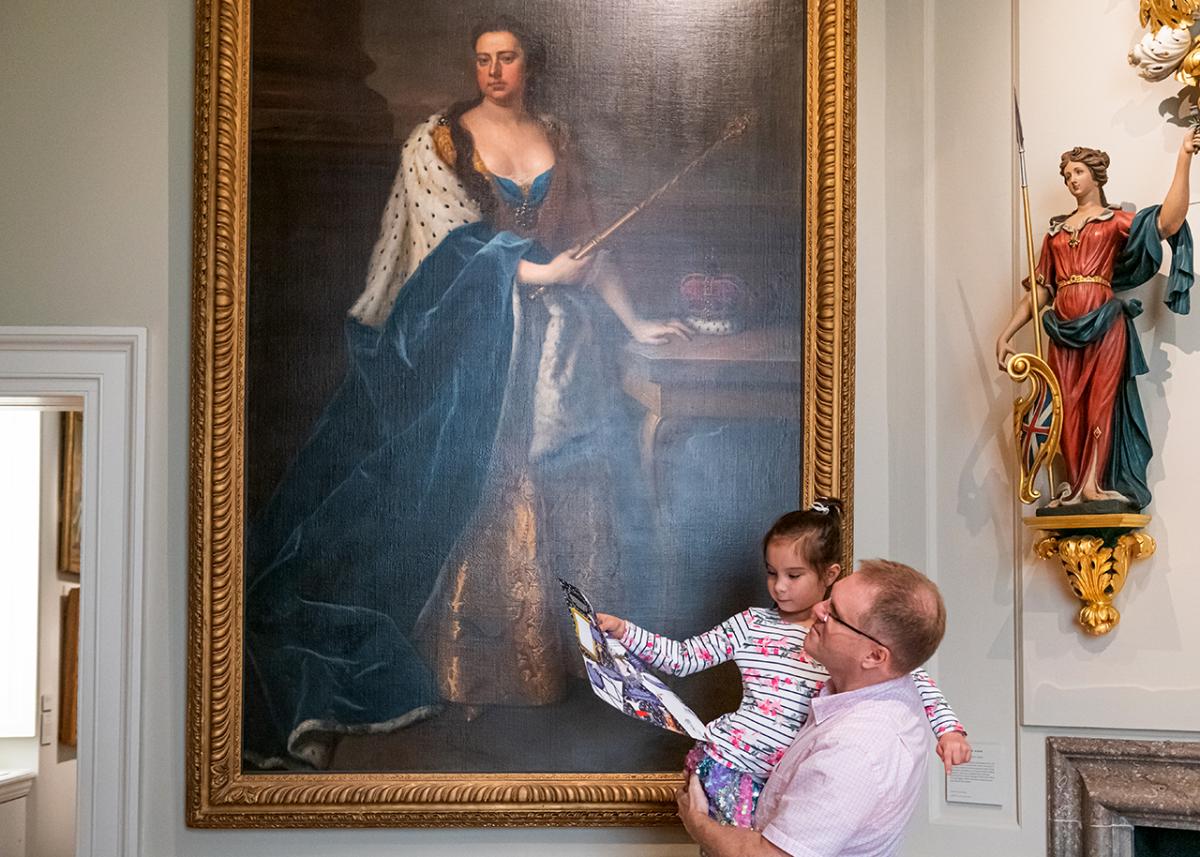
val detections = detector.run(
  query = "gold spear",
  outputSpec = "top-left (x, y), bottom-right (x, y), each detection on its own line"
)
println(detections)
top-left (1007, 92), bottom-right (1062, 504)
top-left (1013, 93), bottom-right (1045, 361)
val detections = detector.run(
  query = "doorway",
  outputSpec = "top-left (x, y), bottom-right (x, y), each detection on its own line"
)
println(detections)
top-left (0, 329), bottom-right (146, 857)
top-left (0, 403), bottom-right (83, 856)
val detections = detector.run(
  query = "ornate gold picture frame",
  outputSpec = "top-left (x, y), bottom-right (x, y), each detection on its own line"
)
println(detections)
top-left (59, 585), bottom-right (80, 747)
top-left (58, 410), bottom-right (82, 575)
top-left (188, 0), bottom-right (855, 828)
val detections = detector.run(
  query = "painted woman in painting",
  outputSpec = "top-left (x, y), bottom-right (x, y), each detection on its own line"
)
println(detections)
top-left (995, 133), bottom-right (1196, 508)
top-left (243, 16), bottom-right (686, 769)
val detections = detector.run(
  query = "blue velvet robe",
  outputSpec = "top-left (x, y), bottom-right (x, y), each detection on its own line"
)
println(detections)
top-left (243, 217), bottom-right (555, 767)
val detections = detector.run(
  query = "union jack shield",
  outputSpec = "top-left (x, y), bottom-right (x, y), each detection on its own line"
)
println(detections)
top-left (1007, 353), bottom-right (1063, 504)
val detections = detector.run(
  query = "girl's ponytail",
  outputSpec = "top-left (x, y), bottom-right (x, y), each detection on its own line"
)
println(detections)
top-left (761, 498), bottom-right (844, 571)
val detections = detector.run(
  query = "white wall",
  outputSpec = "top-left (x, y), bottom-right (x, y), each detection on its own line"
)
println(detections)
top-left (858, 0), bottom-right (1200, 854)
top-left (853, 1), bottom-right (891, 562)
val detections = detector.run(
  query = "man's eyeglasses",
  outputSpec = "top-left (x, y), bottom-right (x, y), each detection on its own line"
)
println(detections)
top-left (825, 599), bottom-right (889, 649)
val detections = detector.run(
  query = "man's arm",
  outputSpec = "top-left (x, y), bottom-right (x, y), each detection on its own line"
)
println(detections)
top-left (676, 774), bottom-right (792, 857)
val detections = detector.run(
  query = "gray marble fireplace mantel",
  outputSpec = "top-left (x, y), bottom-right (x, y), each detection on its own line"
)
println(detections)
top-left (1048, 736), bottom-right (1200, 857)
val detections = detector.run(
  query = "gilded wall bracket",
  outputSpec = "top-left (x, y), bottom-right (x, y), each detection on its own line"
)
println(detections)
top-left (1025, 514), bottom-right (1155, 636)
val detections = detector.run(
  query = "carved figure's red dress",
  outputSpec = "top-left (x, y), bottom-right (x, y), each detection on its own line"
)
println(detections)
top-left (1033, 208), bottom-right (1132, 498)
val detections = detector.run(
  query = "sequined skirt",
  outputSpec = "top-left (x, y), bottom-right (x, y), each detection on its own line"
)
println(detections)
top-left (685, 744), bottom-right (766, 829)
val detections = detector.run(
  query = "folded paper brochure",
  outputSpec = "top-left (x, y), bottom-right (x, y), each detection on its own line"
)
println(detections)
top-left (558, 578), bottom-right (707, 740)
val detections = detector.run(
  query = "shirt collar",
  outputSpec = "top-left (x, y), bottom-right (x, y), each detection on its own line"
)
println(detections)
top-left (809, 674), bottom-right (914, 725)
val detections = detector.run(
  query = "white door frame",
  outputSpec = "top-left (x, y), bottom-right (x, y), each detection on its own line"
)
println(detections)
top-left (0, 328), bottom-right (146, 857)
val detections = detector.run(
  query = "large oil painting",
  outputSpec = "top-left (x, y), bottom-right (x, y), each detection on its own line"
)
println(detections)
top-left (189, 0), bottom-right (855, 827)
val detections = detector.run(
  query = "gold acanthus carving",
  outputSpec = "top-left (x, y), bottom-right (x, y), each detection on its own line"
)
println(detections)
top-left (1034, 531), bottom-right (1156, 636)
top-left (194, 809), bottom-right (678, 829)
top-left (214, 777), bottom-right (681, 807)
top-left (188, 0), bottom-right (857, 829)
top-left (1139, 0), bottom-right (1200, 31)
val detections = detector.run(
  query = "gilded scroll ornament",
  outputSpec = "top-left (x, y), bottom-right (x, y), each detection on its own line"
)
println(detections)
top-left (1006, 352), bottom-right (1063, 505)
top-left (1129, 2), bottom-right (1200, 121)
top-left (1129, 26), bottom-right (1193, 82)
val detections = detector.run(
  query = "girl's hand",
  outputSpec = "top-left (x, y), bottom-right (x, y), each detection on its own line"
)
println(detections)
top-left (595, 613), bottom-right (628, 638)
top-left (519, 246), bottom-right (594, 287)
top-left (628, 318), bottom-right (692, 345)
top-left (936, 731), bottom-right (973, 774)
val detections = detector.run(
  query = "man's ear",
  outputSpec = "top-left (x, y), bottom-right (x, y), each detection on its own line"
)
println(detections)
top-left (860, 643), bottom-right (890, 673)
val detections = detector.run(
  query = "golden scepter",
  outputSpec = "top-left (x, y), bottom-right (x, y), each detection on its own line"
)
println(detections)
top-left (570, 111), bottom-right (755, 260)
top-left (1007, 93), bottom-right (1062, 504)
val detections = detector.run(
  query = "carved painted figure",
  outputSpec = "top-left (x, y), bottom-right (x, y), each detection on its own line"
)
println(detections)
top-left (996, 132), bottom-right (1196, 508)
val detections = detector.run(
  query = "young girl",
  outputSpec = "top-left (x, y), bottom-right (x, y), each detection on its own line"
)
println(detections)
top-left (597, 500), bottom-right (971, 828)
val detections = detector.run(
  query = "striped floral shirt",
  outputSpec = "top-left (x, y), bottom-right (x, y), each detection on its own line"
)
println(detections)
top-left (621, 607), bottom-right (964, 777)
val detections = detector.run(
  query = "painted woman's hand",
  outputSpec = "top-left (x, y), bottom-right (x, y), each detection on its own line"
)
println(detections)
top-left (628, 318), bottom-right (691, 345)
top-left (936, 731), bottom-right (973, 774)
top-left (518, 246), bottom-right (594, 287)
top-left (1182, 126), bottom-right (1200, 157)
top-left (995, 336), bottom-right (1015, 372)
top-left (595, 613), bottom-right (627, 638)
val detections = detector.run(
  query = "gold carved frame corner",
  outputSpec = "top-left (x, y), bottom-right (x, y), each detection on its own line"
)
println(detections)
top-left (188, 0), bottom-right (856, 828)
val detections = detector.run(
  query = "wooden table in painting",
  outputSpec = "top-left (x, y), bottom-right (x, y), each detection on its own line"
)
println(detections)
top-left (620, 325), bottom-right (803, 509)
